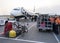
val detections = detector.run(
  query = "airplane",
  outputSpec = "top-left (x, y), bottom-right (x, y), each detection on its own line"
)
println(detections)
top-left (10, 7), bottom-right (32, 19)
top-left (10, 7), bottom-right (38, 22)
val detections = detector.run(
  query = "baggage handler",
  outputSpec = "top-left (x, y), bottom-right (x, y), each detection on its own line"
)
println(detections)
top-left (55, 16), bottom-right (60, 34)
top-left (4, 21), bottom-right (12, 36)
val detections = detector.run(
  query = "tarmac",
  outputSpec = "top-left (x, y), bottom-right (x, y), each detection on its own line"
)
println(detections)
top-left (0, 21), bottom-right (60, 43)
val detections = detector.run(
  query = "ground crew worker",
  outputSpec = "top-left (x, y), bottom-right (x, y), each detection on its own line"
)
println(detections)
top-left (55, 16), bottom-right (60, 34)
top-left (4, 21), bottom-right (12, 36)
top-left (55, 17), bottom-right (60, 24)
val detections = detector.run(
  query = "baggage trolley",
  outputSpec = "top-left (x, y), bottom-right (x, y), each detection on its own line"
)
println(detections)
top-left (37, 14), bottom-right (53, 31)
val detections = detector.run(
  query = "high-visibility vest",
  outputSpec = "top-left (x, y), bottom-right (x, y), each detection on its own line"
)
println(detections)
top-left (9, 30), bottom-right (16, 38)
top-left (55, 18), bottom-right (60, 24)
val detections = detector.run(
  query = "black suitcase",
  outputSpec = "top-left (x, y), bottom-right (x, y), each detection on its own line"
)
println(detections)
top-left (16, 30), bottom-right (22, 36)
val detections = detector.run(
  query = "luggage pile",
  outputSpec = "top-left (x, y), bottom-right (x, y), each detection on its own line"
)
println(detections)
top-left (4, 21), bottom-right (28, 38)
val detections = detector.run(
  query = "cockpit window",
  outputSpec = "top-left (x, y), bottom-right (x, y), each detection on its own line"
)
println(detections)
top-left (13, 9), bottom-right (20, 10)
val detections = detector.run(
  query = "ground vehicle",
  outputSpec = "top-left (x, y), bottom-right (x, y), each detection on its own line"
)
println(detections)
top-left (0, 18), bottom-right (7, 25)
top-left (8, 18), bottom-right (16, 24)
top-left (37, 14), bottom-right (53, 31)
top-left (0, 18), bottom-right (16, 25)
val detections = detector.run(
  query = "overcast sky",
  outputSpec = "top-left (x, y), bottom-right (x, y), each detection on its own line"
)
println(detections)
top-left (0, 0), bottom-right (60, 15)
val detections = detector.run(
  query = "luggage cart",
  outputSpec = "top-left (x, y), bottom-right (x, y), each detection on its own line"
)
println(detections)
top-left (37, 14), bottom-right (53, 31)
top-left (13, 21), bottom-right (28, 36)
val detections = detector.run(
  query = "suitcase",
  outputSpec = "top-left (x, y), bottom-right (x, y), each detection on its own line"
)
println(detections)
top-left (16, 30), bottom-right (22, 36)
top-left (9, 30), bottom-right (16, 38)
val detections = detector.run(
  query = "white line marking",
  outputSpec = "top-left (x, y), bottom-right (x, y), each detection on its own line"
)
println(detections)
top-left (15, 23), bottom-right (36, 39)
top-left (0, 37), bottom-right (45, 43)
top-left (53, 32), bottom-right (59, 43)
top-left (0, 37), bottom-right (15, 39)
top-left (28, 23), bottom-right (36, 30)
top-left (15, 39), bottom-right (45, 43)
